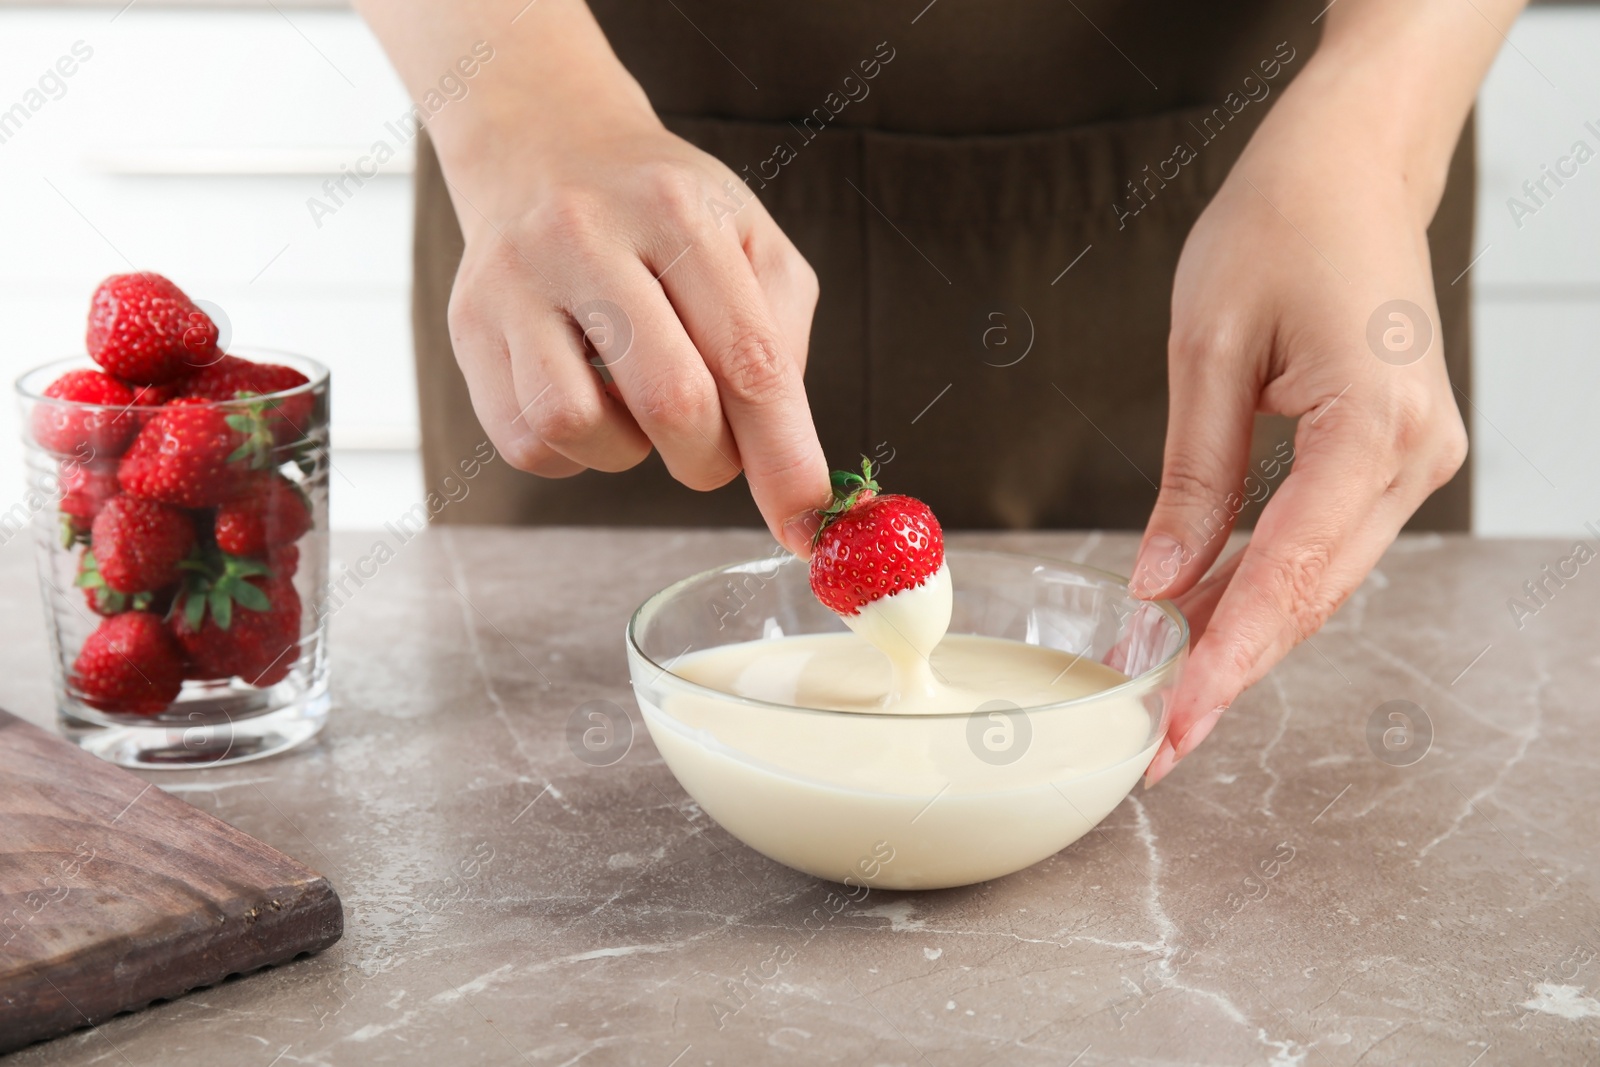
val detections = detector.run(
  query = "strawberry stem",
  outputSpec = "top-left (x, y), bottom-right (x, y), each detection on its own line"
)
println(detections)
top-left (76, 548), bottom-right (157, 615)
top-left (224, 398), bottom-right (276, 470)
top-left (812, 457), bottom-right (880, 546)
top-left (179, 550), bottom-right (273, 631)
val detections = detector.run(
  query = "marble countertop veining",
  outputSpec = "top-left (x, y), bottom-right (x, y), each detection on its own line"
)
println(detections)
top-left (2, 528), bottom-right (1597, 1067)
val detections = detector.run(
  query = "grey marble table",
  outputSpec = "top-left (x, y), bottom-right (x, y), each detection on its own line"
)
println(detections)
top-left (3, 528), bottom-right (1597, 1067)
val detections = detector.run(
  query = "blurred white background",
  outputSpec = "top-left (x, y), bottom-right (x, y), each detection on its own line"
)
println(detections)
top-left (0, 2), bottom-right (1595, 534)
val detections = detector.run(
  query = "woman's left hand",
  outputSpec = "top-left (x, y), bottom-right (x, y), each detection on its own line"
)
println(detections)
top-left (1135, 90), bottom-right (1469, 787)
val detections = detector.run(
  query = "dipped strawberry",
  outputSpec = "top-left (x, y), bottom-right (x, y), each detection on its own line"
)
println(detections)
top-left (89, 494), bottom-right (196, 593)
top-left (214, 473), bottom-right (311, 557)
top-left (809, 460), bottom-right (951, 688)
top-left (172, 560), bottom-right (301, 686)
top-left (31, 369), bottom-right (138, 457)
top-left (118, 397), bottom-right (271, 507)
top-left (71, 611), bottom-right (185, 715)
top-left (86, 272), bottom-right (218, 384)
top-left (809, 460), bottom-right (945, 615)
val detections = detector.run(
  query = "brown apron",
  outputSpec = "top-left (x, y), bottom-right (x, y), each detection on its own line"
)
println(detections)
top-left (412, 1), bottom-right (1473, 531)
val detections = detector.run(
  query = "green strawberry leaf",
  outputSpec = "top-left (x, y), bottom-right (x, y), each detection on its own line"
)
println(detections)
top-left (231, 558), bottom-right (271, 579)
top-left (210, 586), bottom-right (233, 630)
top-left (224, 403), bottom-right (277, 470)
top-left (184, 590), bottom-right (207, 630)
top-left (813, 456), bottom-right (883, 545)
top-left (75, 550), bottom-right (104, 590)
top-left (232, 581), bottom-right (270, 612)
top-left (93, 587), bottom-right (127, 614)
top-left (176, 549), bottom-right (275, 630)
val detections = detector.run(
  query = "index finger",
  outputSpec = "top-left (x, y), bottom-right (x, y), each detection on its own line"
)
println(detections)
top-left (652, 232), bottom-right (831, 556)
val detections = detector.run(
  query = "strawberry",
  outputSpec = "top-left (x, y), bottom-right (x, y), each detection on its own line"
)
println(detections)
top-left (127, 377), bottom-right (189, 407)
top-left (172, 561), bottom-right (301, 686)
top-left (214, 474), bottom-right (310, 556)
top-left (175, 355), bottom-right (260, 397)
top-left (179, 355), bottom-right (313, 445)
top-left (267, 547), bottom-right (299, 579)
top-left (808, 460), bottom-right (944, 616)
top-left (117, 397), bottom-right (271, 507)
top-left (246, 363), bottom-right (315, 445)
top-left (71, 611), bottom-right (185, 715)
top-left (58, 461), bottom-right (121, 544)
top-left (86, 273), bottom-right (219, 384)
top-left (268, 543), bottom-right (299, 580)
top-left (173, 354), bottom-right (254, 401)
top-left (89, 494), bottom-right (196, 593)
top-left (121, 377), bottom-right (194, 439)
top-left (31, 369), bottom-right (138, 457)
top-left (76, 548), bottom-right (176, 616)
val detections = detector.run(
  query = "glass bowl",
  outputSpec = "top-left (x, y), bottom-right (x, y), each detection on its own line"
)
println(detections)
top-left (15, 350), bottom-right (331, 768)
top-left (626, 549), bottom-right (1188, 891)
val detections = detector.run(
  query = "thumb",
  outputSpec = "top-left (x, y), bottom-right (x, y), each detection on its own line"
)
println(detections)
top-left (1132, 339), bottom-right (1257, 600)
top-left (1170, 546), bottom-right (1245, 637)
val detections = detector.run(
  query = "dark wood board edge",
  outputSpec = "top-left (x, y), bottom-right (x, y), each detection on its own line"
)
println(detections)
top-left (0, 879), bottom-right (342, 1054)
top-left (0, 711), bottom-right (346, 1054)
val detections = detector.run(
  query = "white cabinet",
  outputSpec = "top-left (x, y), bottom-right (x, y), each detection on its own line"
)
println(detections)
top-left (0, 6), bottom-right (420, 529)
top-left (1473, 6), bottom-right (1600, 535)
top-left (0, 4), bottom-right (1598, 533)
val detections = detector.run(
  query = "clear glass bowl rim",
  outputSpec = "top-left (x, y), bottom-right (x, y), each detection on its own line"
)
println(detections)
top-left (15, 349), bottom-right (330, 410)
top-left (626, 547), bottom-right (1190, 722)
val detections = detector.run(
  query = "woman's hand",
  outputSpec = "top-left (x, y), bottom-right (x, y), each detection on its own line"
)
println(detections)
top-left (447, 115), bottom-right (831, 554)
top-left (1135, 57), bottom-right (1471, 786)
top-left (357, 0), bottom-right (832, 554)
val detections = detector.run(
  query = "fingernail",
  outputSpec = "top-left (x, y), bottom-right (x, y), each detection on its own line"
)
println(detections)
top-left (1175, 704), bottom-right (1229, 761)
top-left (1144, 736), bottom-right (1177, 789)
top-left (781, 509), bottom-right (823, 560)
top-left (1131, 534), bottom-right (1185, 599)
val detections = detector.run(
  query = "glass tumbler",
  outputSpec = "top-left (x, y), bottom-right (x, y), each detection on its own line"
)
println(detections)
top-left (14, 350), bottom-right (331, 767)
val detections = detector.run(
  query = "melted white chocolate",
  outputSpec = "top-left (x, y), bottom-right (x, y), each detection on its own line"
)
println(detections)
top-left (645, 633), bottom-right (1158, 889)
top-left (838, 562), bottom-right (952, 706)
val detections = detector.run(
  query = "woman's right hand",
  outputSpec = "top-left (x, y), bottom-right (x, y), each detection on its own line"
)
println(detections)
top-left (358, 0), bottom-right (833, 554)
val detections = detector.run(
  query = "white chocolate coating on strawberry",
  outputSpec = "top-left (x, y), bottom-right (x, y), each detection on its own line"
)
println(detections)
top-left (840, 562), bottom-right (952, 705)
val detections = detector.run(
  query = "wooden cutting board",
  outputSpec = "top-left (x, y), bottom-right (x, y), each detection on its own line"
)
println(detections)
top-left (0, 709), bottom-right (343, 1053)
